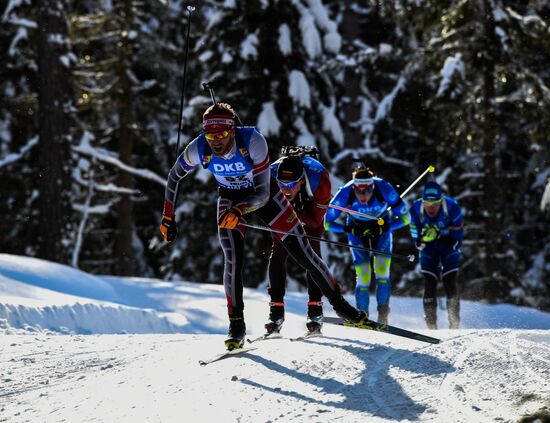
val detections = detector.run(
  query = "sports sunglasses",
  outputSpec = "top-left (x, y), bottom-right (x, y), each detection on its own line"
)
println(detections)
top-left (204, 130), bottom-right (231, 141)
top-left (422, 199), bottom-right (442, 206)
top-left (277, 178), bottom-right (303, 188)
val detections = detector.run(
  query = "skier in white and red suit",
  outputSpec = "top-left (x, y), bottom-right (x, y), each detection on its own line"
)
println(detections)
top-left (160, 102), bottom-right (367, 349)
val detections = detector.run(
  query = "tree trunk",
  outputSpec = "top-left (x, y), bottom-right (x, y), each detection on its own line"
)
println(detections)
top-left (481, 0), bottom-right (499, 303)
top-left (113, 0), bottom-right (135, 276)
top-left (36, 0), bottom-right (72, 263)
top-left (341, 0), bottom-right (362, 156)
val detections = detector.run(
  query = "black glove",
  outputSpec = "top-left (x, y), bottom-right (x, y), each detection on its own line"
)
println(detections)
top-left (440, 235), bottom-right (459, 250)
top-left (343, 223), bottom-right (364, 237)
top-left (291, 192), bottom-right (312, 213)
top-left (160, 215), bottom-right (177, 243)
top-left (414, 238), bottom-right (426, 251)
top-left (378, 219), bottom-right (390, 234)
top-left (291, 197), bottom-right (306, 212)
top-left (344, 219), bottom-right (386, 239)
top-left (363, 219), bottom-right (389, 238)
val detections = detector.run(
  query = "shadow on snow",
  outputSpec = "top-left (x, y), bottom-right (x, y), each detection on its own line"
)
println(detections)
top-left (239, 336), bottom-right (454, 420)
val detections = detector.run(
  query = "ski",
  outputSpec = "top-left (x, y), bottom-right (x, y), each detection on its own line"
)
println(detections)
top-left (324, 316), bottom-right (441, 345)
top-left (290, 331), bottom-right (323, 342)
top-left (198, 346), bottom-right (258, 366)
top-left (246, 332), bottom-right (283, 344)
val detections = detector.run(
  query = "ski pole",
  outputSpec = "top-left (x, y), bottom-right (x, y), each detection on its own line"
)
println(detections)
top-left (328, 165), bottom-right (435, 227)
top-left (377, 165), bottom-right (435, 225)
top-left (240, 222), bottom-right (415, 262)
top-left (328, 204), bottom-right (381, 223)
top-left (175, 5), bottom-right (195, 158)
top-left (203, 78), bottom-right (245, 126)
top-left (202, 79), bottom-right (218, 105)
top-left (399, 165), bottom-right (436, 199)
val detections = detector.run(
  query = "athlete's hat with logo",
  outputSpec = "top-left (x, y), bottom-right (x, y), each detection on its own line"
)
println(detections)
top-left (203, 102), bottom-right (236, 133)
top-left (422, 181), bottom-right (442, 201)
top-left (277, 156), bottom-right (304, 182)
top-left (352, 167), bottom-right (375, 189)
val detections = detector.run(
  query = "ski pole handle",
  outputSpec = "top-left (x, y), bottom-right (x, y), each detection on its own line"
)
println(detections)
top-left (378, 165), bottom-right (436, 224)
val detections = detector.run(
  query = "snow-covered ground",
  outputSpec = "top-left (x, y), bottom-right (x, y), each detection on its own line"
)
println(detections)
top-left (1, 253), bottom-right (549, 422)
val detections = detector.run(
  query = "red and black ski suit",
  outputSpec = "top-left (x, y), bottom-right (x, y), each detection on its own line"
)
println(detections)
top-left (268, 156), bottom-right (332, 320)
top-left (163, 127), bottom-right (359, 322)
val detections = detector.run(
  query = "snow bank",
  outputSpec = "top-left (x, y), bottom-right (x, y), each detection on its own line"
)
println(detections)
top-left (0, 302), bottom-right (188, 335)
top-left (0, 254), bottom-right (119, 302)
top-left (1, 253), bottom-right (548, 337)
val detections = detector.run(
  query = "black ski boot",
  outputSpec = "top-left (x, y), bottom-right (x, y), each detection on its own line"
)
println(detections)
top-left (377, 304), bottom-right (390, 325)
top-left (306, 301), bottom-right (323, 333)
top-left (265, 302), bottom-right (284, 335)
top-left (306, 315), bottom-right (323, 334)
top-left (442, 272), bottom-right (460, 329)
top-left (447, 297), bottom-right (460, 329)
top-left (332, 295), bottom-right (368, 324)
top-left (423, 298), bottom-right (437, 329)
top-left (265, 318), bottom-right (284, 335)
top-left (225, 317), bottom-right (246, 350)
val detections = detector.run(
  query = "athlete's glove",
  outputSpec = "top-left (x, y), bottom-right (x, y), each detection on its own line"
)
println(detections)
top-left (291, 199), bottom-right (305, 213)
top-left (376, 219), bottom-right (391, 235)
top-left (421, 224), bottom-right (440, 243)
top-left (440, 235), bottom-right (460, 250)
top-left (344, 220), bottom-right (385, 239)
top-left (160, 215), bottom-right (177, 243)
top-left (414, 238), bottom-right (426, 251)
top-left (218, 206), bottom-right (243, 229)
top-left (291, 192), bottom-right (307, 212)
top-left (343, 224), bottom-right (364, 237)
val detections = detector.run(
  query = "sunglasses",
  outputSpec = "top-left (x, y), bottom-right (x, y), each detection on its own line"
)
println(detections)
top-left (422, 199), bottom-right (442, 206)
top-left (278, 178), bottom-right (302, 188)
top-left (204, 129), bottom-right (231, 141)
top-left (353, 184), bottom-right (374, 194)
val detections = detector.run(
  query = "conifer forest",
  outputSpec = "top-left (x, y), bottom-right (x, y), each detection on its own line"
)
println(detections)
top-left (1, 0), bottom-right (549, 311)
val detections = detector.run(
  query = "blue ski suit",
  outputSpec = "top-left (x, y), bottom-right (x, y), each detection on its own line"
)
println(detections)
top-left (409, 196), bottom-right (463, 280)
top-left (324, 178), bottom-right (410, 313)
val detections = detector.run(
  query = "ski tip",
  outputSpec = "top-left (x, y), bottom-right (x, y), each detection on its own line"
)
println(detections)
top-left (428, 165), bottom-right (435, 173)
top-left (418, 335), bottom-right (441, 344)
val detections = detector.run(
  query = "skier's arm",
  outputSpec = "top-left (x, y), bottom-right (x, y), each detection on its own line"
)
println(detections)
top-left (387, 198), bottom-right (411, 231)
top-left (162, 141), bottom-right (199, 217)
top-left (377, 180), bottom-right (410, 231)
top-left (324, 187), bottom-right (348, 233)
top-left (447, 201), bottom-right (464, 244)
top-left (233, 130), bottom-right (270, 214)
top-left (300, 169), bottom-right (331, 229)
top-left (408, 202), bottom-right (422, 242)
